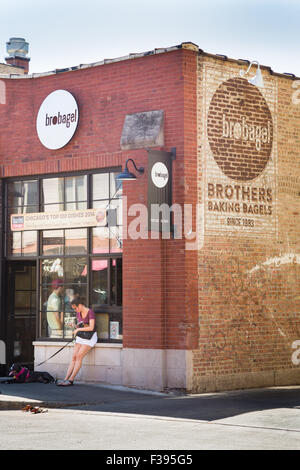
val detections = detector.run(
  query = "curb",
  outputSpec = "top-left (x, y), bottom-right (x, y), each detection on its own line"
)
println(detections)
top-left (0, 399), bottom-right (98, 410)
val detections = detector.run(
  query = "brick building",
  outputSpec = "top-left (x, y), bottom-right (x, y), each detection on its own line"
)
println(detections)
top-left (0, 39), bottom-right (299, 392)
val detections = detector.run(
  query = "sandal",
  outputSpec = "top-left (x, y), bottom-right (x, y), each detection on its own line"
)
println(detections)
top-left (56, 380), bottom-right (73, 387)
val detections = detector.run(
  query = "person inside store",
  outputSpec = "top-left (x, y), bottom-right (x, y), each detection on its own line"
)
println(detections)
top-left (56, 296), bottom-right (98, 386)
top-left (46, 278), bottom-right (64, 338)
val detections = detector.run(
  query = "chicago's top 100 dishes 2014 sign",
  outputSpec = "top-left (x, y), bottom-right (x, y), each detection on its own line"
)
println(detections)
top-left (36, 89), bottom-right (79, 150)
top-left (207, 77), bottom-right (273, 182)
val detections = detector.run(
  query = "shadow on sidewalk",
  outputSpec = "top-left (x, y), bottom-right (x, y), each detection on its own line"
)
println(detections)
top-left (1, 381), bottom-right (300, 421)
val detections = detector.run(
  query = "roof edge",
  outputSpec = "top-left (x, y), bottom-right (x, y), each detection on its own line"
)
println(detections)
top-left (0, 42), bottom-right (298, 81)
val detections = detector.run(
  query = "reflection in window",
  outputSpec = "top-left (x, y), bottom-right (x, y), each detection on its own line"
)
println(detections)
top-left (65, 175), bottom-right (87, 206)
top-left (93, 173), bottom-right (109, 201)
top-left (42, 258), bottom-right (64, 284)
top-left (108, 199), bottom-right (123, 226)
top-left (41, 229), bottom-right (87, 255)
top-left (40, 283), bottom-right (87, 339)
top-left (111, 258), bottom-right (122, 306)
top-left (92, 227), bottom-right (109, 254)
top-left (91, 259), bottom-right (108, 305)
top-left (65, 229), bottom-right (87, 255)
top-left (8, 231), bottom-right (37, 256)
top-left (41, 257), bottom-right (88, 286)
top-left (40, 257), bottom-right (88, 339)
top-left (43, 203), bottom-right (64, 213)
top-left (7, 180), bottom-right (38, 210)
top-left (42, 230), bottom-right (64, 255)
top-left (110, 172), bottom-right (122, 198)
top-left (66, 201), bottom-right (87, 211)
top-left (110, 227), bottom-right (123, 253)
top-left (64, 257), bottom-right (87, 285)
top-left (42, 178), bottom-right (64, 206)
top-left (9, 205), bottom-right (39, 215)
top-left (22, 231), bottom-right (38, 256)
top-left (11, 232), bottom-right (21, 256)
top-left (7, 171), bottom-right (122, 342)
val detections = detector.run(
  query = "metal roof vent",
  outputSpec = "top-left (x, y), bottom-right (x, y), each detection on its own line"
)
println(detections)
top-left (6, 37), bottom-right (29, 58)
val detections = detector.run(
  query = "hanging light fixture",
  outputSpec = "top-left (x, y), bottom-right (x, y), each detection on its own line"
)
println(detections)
top-left (116, 158), bottom-right (144, 181)
top-left (240, 61), bottom-right (264, 88)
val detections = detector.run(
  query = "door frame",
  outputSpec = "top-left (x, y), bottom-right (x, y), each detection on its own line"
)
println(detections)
top-left (4, 259), bottom-right (37, 368)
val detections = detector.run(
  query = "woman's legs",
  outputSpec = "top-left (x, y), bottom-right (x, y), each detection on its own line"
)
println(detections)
top-left (63, 343), bottom-right (81, 381)
top-left (66, 344), bottom-right (92, 382)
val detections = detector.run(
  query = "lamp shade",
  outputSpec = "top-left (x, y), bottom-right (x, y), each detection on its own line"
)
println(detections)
top-left (240, 61), bottom-right (264, 88)
top-left (248, 66), bottom-right (264, 88)
top-left (116, 158), bottom-right (144, 181)
top-left (116, 168), bottom-right (137, 181)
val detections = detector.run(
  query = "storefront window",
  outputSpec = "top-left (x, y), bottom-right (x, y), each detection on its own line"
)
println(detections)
top-left (93, 173), bottom-right (109, 200)
top-left (40, 257), bottom-right (88, 339)
top-left (92, 227), bottom-right (109, 254)
top-left (65, 175), bottom-right (87, 210)
top-left (41, 229), bottom-right (88, 255)
top-left (11, 232), bottom-right (21, 256)
top-left (43, 204), bottom-right (64, 213)
top-left (91, 259), bottom-right (108, 305)
top-left (65, 229), bottom-right (87, 255)
top-left (111, 258), bottom-right (122, 306)
top-left (42, 230), bottom-right (64, 255)
top-left (22, 231), bottom-right (38, 257)
top-left (6, 170), bottom-right (123, 342)
top-left (110, 172), bottom-right (122, 198)
top-left (42, 178), bottom-right (64, 206)
top-left (8, 231), bottom-right (38, 256)
top-left (7, 180), bottom-right (39, 212)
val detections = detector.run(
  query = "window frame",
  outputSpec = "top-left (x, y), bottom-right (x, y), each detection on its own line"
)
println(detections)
top-left (4, 167), bottom-right (123, 343)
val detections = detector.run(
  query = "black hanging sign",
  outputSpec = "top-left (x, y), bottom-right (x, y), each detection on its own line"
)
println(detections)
top-left (147, 150), bottom-right (173, 233)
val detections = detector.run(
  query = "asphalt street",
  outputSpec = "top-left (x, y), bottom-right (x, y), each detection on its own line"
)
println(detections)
top-left (1, 381), bottom-right (300, 450)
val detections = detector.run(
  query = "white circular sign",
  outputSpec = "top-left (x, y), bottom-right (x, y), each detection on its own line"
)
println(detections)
top-left (151, 162), bottom-right (169, 188)
top-left (36, 90), bottom-right (79, 150)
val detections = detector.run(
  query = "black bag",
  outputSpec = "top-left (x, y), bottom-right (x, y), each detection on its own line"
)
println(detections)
top-left (76, 321), bottom-right (95, 340)
top-left (76, 330), bottom-right (94, 340)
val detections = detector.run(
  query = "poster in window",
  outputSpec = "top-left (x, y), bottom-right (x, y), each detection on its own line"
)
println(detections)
top-left (110, 321), bottom-right (119, 339)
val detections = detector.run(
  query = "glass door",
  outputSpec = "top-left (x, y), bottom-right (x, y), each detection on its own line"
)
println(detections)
top-left (6, 261), bottom-right (36, 366)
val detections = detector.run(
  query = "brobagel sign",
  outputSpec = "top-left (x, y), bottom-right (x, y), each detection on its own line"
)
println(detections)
top-left (204, 71), bottom-right (276, 234)
top-left (36, 89), bottom-right (79, 149)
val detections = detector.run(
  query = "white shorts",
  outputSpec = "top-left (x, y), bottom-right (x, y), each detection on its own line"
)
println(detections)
top-left (75, 332), bottom-right (98, 347)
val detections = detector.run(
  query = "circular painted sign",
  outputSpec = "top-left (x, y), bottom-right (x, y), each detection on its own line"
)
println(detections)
top-left (36, 90), bottom-right (79, 150)
top-left (207, 77), bottom-right (273, 181)
top-left (151, 162), bottom-right (169, 188)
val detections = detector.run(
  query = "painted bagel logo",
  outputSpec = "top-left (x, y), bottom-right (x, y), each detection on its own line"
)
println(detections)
top-left (36, 90), bottom-right (79, 150)
top-left (151, 162), bottom-right (169, 188)
top-left (207, 77), bottom-right (273, 181)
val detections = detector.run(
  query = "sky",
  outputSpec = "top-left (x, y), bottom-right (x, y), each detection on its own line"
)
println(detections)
top-left (0, 0), bottom-right (299, 77)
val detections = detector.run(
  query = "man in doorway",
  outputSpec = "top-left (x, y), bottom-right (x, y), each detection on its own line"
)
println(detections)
top-left (46, 279), bottom-right (64, 338)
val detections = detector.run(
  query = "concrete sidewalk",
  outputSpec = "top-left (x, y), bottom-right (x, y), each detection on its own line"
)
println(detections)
top-left (1, 381), bottom-right (300, 449)
top-left (0, 379), bottom-right (169, 410)
top-left (1, 378), bottom-right (300, 420)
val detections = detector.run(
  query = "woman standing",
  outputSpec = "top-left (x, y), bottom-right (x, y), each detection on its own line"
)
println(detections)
top-left (57, 297), bottom-right (98, 386)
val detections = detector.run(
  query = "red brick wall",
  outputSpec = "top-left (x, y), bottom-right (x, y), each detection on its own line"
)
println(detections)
top-left (0, 48), bottom-right (199, 351)
top-left (5, 57), bottom-right (29, 74)
top-left (193, 55), bottom-right (300, 392)
top-left (123, 48), bottom-right (199, 350)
